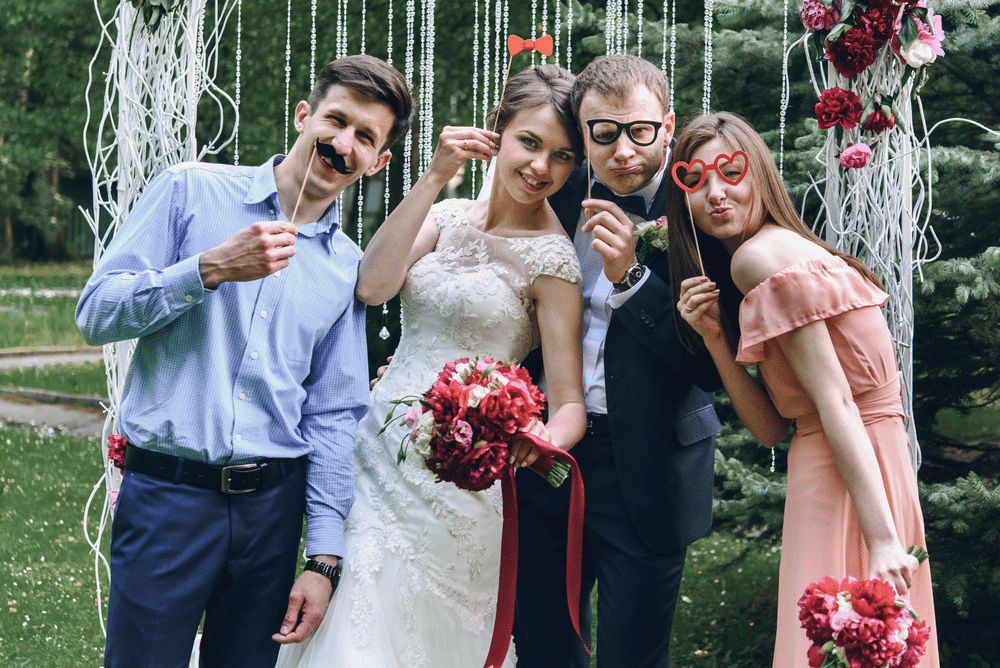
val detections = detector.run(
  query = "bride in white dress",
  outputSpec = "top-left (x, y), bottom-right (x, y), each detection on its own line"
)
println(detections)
top-left (275, 65), bottom-right (588, 668)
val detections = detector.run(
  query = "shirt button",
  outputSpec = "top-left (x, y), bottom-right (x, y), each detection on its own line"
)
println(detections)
top-left (260, 310), bottom-right (268, 318)
top-left (141, 322), bottom-right (148, 327)
top-left (185, 295), bottom-right (193, 302)
top-left (234, 434), bottom-right (242, 442)
top-left (250, 351), bottom-right (259, 360)
top-left (275, 270), bottom-right (282, 277)
top-left (239, 392), bottom-right (247, 400)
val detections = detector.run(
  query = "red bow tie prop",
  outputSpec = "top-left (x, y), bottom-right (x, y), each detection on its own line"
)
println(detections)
top-left (491, 34), bottom-right (556, 135)
top-left (507, 34), bottom-right (554, 57)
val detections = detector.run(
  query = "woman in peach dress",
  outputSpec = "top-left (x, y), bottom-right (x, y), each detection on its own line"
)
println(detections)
top-left (665, 112), bottom-right (938, 667)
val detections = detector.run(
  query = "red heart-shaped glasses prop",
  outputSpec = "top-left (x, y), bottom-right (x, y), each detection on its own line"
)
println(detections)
top-left (671, 151), bottom-right (750, 194)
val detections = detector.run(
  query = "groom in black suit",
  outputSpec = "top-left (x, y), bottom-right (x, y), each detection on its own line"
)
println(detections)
top-left (514, 55), bottom-right (722, 668)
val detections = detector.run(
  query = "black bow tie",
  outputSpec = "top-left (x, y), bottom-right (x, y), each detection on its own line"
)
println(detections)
top-left (589, 181), bottom-right (649, 219)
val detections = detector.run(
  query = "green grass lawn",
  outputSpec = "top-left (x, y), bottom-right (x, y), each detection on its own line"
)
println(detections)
top-left (0, 362), bottom-right (108, 398)
top-left (0, 294), bottom-right (89, 351)
top-left (0, 262), bottom-right (93, 290)
top-left (0, 422), bottom-right (109, 666)
top-left (0, 418), bottom-right (782, 668)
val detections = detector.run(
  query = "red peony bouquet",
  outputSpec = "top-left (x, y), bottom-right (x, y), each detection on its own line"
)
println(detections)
top-left (798, 548), bottom-right (931, 668)
top-left (383, 357), bottom-right (571, 491)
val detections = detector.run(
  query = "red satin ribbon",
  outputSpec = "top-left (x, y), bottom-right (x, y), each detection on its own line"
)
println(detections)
top-left (507, 34), bottom-right (554, 57)
top-left (483, 433), bottom-right (588, 668)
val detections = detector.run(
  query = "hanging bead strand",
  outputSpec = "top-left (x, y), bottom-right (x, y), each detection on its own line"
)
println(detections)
top-left (234, 0), bottom-right (242, 165)
top-left (702, 0), bottom-right (714, 114)
top-left (403, 0), bottom-right (415, 195)
top-left (379, 0), bottom-right (395, 339)
top-left (284, 0), bottom-right (292, 152)
top-left (310, 0), bottom-right (317, 76)
top-left (669, 0), bottom-right (677, 108)
top-left (636, 0), bottom-right (643, 58)
top-left (779, 0), bottom-right (789, 177)
top-left (566, 0), bottom-right (572, 68)
top-left (554, 0), bottom-right (561, 68)
top-left (471, 0), bottom-right (480, 193)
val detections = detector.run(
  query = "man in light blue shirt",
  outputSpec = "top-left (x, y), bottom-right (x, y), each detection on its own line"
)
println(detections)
top-left (77, 55), bottom-right (412, 668)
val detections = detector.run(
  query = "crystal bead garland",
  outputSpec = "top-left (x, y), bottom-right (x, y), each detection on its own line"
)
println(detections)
top-left (669, 0), bottom-right (676, 108)
top-left (554, 0), bottom-right (561, 68)
top-left (661, 0), bottom-right (669, 77)
top-left (605, 0), bottom-right (615, 54)
top-left (492, 0), bottom-right (502, 108)
top-left (357, 0), bottom-right (367, 249)
top-left (779, 0), bottom-right (789, 177)
top-left (402, 0), bottom-right (415, 196)
top-left (702, 0), bottom-right (714, 114)
top-left (379, 0), bottom-right (395, 340)
top-left (310, 0), bottom-right (317, 76)
top-left (419, 0), bottom-right (436, 174)
top-left (636, 0), bottom-right (643, 58)
top-left (531, 0), bottom-right (537, 66)
top-left (471, 0), bottom-right (480, 193)
top-left (566, 0), bottom-right (572, 68)
top-left (284, 0), bottom-right (292, 152)
top-left (621, 0), bottom-right (629, 55)
top-left (234, 0), bottom-right (242, 165)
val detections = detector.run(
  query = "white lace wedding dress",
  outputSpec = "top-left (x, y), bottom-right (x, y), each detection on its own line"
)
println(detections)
top-left (275, 199), bottom-right (581, 668)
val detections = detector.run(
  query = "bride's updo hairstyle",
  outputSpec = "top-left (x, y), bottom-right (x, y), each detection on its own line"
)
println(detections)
top-left (665, 111), bottom-right (884, 351)
top-left (485, 65), bottom-right (584, 164)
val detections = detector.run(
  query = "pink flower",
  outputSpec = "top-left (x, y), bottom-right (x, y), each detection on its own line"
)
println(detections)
top-left (452, 419), bottom-right (474, 447)
top-left (815, 87), bottom-right (863, 129)
top-left (109, 488), bottom-right (119, 514)
top-left (891, 4), bottom-right (945, 67)
top-left (801, 0), bottom-right (840, 31)
top-left (840, 143), bottom-right (872, 169)
top-left (404, 402), bottom-right (425, 436)
top-left (897, 618), bottom-right (931, 668)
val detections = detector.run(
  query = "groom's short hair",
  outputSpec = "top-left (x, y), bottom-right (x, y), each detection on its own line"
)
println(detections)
top-left (570, 55), bottom-right (671, 121)
top-left (308, 54), bottom-right (414, 151)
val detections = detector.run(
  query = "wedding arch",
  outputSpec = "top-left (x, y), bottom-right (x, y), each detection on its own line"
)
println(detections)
top-left (80, 0), bottom-right (990, 633)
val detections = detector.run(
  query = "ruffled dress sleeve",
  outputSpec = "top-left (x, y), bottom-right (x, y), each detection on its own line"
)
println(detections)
top-left (522, 235), bottom-right (583, 286)
top-left (429, 198), bottom-right (469, 230)
top-left (735, 256), bottom-right (888, 365)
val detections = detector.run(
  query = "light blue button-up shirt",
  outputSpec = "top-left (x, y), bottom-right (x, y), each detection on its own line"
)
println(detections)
top-left (76, 156), bottom-right (370, 558)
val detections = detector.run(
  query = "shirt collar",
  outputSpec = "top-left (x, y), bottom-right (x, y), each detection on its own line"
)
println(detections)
top-left (245, 155), bottom-right (340, 238)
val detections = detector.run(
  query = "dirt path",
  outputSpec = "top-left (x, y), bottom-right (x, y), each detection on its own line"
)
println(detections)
top-left (0, 346), bottom-right (107, 439)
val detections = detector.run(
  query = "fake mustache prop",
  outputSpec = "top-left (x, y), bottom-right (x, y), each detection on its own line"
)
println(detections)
top-left (315, 139), bottom-right (355, 175)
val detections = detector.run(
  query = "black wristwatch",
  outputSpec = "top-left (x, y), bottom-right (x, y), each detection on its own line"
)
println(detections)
top-left (613, 263), bottom-right (646, 291)
top-left (304, 558), bottom-right (342, 591)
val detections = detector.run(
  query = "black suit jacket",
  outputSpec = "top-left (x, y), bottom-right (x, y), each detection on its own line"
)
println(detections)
top-left (531, 164), bottom-right (723, 553)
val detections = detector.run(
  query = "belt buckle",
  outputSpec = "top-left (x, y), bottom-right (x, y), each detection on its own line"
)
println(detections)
top-left (221, 463), bottom-right (260, 494)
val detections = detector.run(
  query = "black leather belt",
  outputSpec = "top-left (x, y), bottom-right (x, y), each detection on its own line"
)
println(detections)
top-left (124, 443), bottom-right (299, 494)
top-left (585, 413), bottom-right (610, 437)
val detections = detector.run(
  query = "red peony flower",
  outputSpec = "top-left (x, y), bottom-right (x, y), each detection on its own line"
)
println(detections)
top-left (897, 618), bottom-right (931, 668)
top-left (815, 87), bottom-right (863, 129)
top-left (798, 576), bottom-right (841, 643)
top-left (107, 434), bottom-right (128, 473)
top-left (824, 27), bottom-right (879, 78)
top-left (846, 578), bottom-right (902, 623)
top-left (806, 643), bottom-right (827, 668)
top-left (856, 0), bottom-right (901, 45)
top-left (864, 107), bottom-right (895, 134)
top-left (839, 617), bottom-right (905, 668)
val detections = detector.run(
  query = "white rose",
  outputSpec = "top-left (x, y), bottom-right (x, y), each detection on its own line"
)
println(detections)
top-left (451, 361), bottom-right (474, 383)
top-left (901, 40), bottom-right (936, 68)
top-left (466, 385), bottom-right (490, 408)
top-left (413, 412), bottom-right (436, 457)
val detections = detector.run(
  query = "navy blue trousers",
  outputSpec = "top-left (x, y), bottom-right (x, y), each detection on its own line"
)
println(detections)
top-left (514, 434), bottom-right (686, 668)
top-left (105, 463), bottom-right (306, 668)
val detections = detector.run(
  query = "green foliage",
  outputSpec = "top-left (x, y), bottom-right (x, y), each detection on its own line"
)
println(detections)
top-left (919, 473), bottom-right (1000, 662)
top-left (913, 247), bottom-right (1000, 478)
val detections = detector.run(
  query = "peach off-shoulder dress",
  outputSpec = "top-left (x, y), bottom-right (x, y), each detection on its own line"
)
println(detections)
top-left (734, 256), bottom-right (939, 668)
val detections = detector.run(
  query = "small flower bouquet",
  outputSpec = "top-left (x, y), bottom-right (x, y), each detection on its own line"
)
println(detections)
top-left (108, 434), bottom-right (127, 473)
top-left (382, 357), bottom-right (571, 491)
top-left (798, 547), bottom-right (931, 668)
top-left (634, 216), bottom-right (669, 262)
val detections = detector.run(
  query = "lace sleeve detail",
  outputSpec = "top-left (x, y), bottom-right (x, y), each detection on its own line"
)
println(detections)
top-left (521, 235), bottom-right (582, 286)
top-left (429, 198), bottom-right (470, 230)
